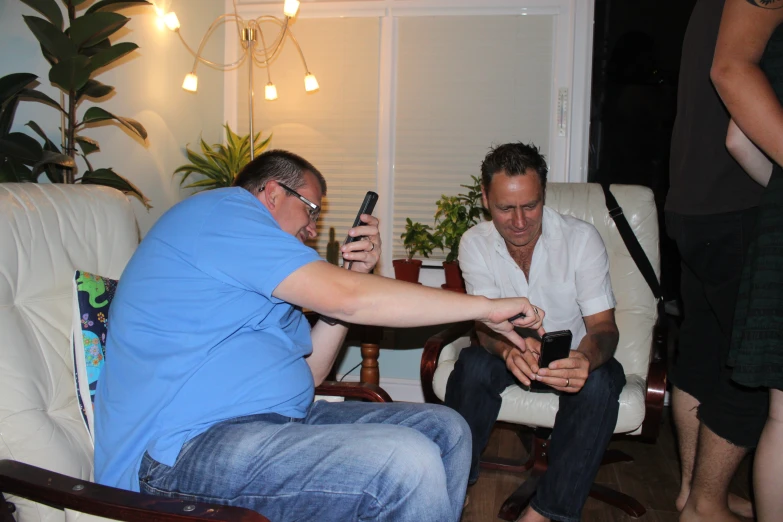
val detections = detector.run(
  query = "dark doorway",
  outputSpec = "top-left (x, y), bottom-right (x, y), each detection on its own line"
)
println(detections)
top-left (588, 0), bottom-right (697, 302)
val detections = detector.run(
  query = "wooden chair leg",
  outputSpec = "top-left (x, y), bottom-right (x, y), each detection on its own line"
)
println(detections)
top-left (589, 483), bottom-right (647, 518)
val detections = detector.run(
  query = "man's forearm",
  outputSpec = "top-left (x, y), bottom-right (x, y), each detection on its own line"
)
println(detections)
top-left (576, 324), bottom-right (618, 372)
top-left (307, 319), bottom-right (350, 385)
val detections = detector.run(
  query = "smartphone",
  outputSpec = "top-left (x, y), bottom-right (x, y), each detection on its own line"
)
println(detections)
top-left (538, 330), bottom-right (573, 368)
top-left (344, 191), bottom-right (379, 245)
top-left (344, 191), bottom-right (379, 269)
top-left (530, 329), bottom-right (573, 392)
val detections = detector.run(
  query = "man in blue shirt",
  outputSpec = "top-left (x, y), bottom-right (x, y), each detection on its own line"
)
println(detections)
top-left (95, 149), bottom-right (544, 522)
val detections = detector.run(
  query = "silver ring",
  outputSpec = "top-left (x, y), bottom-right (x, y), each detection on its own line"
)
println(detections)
top-left (369, 242), bottom-right (375, 252)
top-left (533, 306), bottom-right (539, 316)
top-left (565, 378), bottom-right (570, 388)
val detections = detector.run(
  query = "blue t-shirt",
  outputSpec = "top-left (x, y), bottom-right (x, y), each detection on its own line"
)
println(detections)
top-left (94, 187), bottom-right (322, 492)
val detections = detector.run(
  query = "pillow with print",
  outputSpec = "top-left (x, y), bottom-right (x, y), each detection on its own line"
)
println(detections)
top-left (71, 270), bottom-right (118, 441)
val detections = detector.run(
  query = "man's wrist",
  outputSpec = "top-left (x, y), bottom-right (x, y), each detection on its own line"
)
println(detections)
top-left (576, 347), bottom-right (595, 372)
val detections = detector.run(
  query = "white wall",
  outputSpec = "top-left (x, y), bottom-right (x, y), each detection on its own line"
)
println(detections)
top-left (0, 1), bottom-right (226, 235)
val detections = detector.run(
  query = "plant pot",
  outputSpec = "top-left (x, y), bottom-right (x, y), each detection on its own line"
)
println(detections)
top-left (442, 261), bottom-right (466, 293)
top-left (393, 258), bottom-right (423, 283)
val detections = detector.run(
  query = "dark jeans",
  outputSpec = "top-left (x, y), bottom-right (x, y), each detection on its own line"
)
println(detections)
top-left (445, 345), bottom-right (625, 522)
top-left (665, 210), bottom-right (768, 447)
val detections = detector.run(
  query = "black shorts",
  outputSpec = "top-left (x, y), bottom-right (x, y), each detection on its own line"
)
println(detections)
top-left (666, 209), bottom-right (769, 448)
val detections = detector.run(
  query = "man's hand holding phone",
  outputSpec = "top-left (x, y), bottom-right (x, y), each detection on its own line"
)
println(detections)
top-left (535, 350), bottom-right (591, 393)
top-left (341, 214), bottom-right (381, 274)
top-left (341, 191), bottom-right (380, 273)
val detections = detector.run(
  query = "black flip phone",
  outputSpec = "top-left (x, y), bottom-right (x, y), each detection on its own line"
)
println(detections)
top-left (529, 329), bottom-right (573, 392)
top-left (344, 191), bottom-right (379, 245)
top-left (343, 191), bottom-right (379, 269)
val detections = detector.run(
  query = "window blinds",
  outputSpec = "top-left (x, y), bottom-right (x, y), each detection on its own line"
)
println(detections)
top-left (392, 15), bottom-right (554, 262)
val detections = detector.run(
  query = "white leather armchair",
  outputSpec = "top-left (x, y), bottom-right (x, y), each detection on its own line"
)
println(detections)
top-left (421, 183), bottom-right (667, 520)
top-left (0, 184), bottom-right (389, 522)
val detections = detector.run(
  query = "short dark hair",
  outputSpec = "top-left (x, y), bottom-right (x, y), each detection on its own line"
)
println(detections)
top-left (480, 142), bottom-right (548, 194)
top-left (233, 149), bottom-right (327, 195)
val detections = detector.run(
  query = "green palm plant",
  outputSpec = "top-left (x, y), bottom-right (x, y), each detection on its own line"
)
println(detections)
top-left (174, 123), bottom-right (271, 192)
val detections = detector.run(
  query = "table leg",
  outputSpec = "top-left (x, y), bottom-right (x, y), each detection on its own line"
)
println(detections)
top-left (360, 342), bottom-right (380, 385)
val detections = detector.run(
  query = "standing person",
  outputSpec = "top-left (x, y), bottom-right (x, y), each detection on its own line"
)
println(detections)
top-left (665, 1), bottom-right (768, 521)
top-left (445, 142), bottom-right (626, 522)
top-left (94, 149), bottom-right (546, 522)
top-left (712, 1), bottom-right (783, 521)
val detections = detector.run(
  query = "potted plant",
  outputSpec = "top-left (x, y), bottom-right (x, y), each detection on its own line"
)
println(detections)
top-left (173, 123), bottom-right (271, 192)
top-left (394, 218), bottom-right (439, 283)
top-left (433, 175), bottom-right (486, 292)
top-left (0, 0), bottom-right (151, 208)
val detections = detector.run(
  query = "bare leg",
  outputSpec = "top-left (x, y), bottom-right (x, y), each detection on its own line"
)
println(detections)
top-left (680, 423), bottom-right (747, 522)
top-left (753, 388), bottom-right (783, 522)
top-left (672, 386), bottom-right (700, 511)
top-left (672, 386), bottom-right (753, 518)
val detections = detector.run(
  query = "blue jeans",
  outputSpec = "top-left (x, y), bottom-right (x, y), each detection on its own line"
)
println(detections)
top-left (137, 400), bottom-right (471, 522)
top-left (445, 345), bottom-right (625, 522)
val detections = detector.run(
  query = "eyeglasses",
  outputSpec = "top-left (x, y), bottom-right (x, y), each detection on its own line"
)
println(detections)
top-left (261, 180), bottom-right (321, 223)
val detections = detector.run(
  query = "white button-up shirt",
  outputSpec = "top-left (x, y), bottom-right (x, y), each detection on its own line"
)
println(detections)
top-left (458, 206), bottom-right (616, 349)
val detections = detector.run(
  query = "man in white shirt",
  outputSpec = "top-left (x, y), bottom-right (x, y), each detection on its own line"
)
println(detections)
top-left (445, 142), bottom-right (626, 522)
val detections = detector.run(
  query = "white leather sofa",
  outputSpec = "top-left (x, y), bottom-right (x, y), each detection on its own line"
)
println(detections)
top-left (0, 183), bottom-right (388, 522)
top-left (421, 183), bottom-right (667, 520)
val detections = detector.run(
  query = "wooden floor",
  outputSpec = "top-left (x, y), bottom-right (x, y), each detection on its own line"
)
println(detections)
top-left (461, 409), bottom-right (753, 522)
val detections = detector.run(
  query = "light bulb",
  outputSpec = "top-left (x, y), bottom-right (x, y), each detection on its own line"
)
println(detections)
top-left (163, 12), bottom-right (180, 31)
top-left (304, 72), bottom-right (319, 92)
top-left (182, 73), bottom-right (198, 92)
top-left (265, 82), bottom-right (278, 101)
top-left (283, 0), bottom-right (300, 18)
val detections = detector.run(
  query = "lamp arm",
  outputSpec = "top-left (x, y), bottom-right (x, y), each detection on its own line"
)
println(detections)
top-left (286, 29), bottom-right (310, 73)
top-left (179, 14), bottom-right (248, 71)
top-left (256, 22), bottom-right (274, 84)
top-left (250, 16), bottom-right (290, 66)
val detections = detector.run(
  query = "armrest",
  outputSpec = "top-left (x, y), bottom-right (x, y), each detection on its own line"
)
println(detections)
top-left (316, 381), bottom-right (392, 403)
top-left (639, 312), bottom-right (669, 442)
top-left (0, 460), bottom-right (267, 522)
top-left (420, 321), bottom-right (474, 404)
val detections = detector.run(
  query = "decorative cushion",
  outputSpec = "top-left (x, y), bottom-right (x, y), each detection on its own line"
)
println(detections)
top-left (71, 270), bottom-right (118, 441)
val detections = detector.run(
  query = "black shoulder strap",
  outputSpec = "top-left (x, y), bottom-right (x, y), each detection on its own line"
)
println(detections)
top-left (600, 184), bottom-right (663, 307)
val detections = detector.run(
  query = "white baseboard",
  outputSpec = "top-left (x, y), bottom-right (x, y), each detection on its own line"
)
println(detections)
top-left (335, 375), bottom-right (424, 403)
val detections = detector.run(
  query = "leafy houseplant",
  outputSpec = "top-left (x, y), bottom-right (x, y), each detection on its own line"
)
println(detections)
top-left (393, 218), bottom-right (440, 283)
top-left (0, 0), bottom-right (151, 208)
top-left (433, 175), bottom-right (486, 291)
top-left (173, 124), bottom-right (271, 192)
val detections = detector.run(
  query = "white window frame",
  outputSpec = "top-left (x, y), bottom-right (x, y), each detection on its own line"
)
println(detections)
top-left (224, 0), bottom-right (594, 278)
